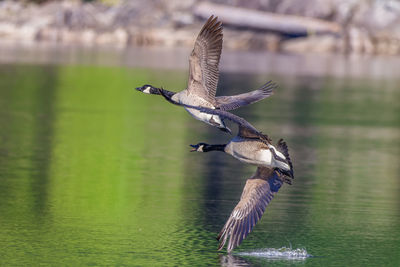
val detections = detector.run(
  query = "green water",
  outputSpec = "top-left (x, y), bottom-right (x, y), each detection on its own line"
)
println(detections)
top-left (0, 63), bottom-right (399, 266)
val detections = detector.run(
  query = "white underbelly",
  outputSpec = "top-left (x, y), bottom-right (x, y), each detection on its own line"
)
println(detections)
top-left (184, 107), bottom-right (224, 126)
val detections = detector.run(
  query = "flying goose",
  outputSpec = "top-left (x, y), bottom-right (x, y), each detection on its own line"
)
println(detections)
top-left (136, 15), bottom-right (277, 133)
top-left (158, 91), bottom-right (294, 252)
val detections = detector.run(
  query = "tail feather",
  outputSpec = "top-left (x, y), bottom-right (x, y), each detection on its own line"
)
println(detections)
top-left (276, 139), bottom-right (294, 179)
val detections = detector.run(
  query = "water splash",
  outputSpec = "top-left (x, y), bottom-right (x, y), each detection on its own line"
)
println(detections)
top-left (237, 247), bottom-right (311, 260)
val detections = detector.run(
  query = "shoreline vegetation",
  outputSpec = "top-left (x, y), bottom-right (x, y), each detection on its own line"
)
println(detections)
top-left (0, 0), bottom-right (399, 55)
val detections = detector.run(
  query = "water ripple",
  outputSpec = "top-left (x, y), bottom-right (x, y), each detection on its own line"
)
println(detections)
top-left (237, 247), bottom-right (311, 259)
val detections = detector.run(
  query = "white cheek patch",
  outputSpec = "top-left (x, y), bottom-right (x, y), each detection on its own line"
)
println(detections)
top-left (143, 87), bottom-right (151, 94)
top-left (198, 145), bottom-right (204, 152)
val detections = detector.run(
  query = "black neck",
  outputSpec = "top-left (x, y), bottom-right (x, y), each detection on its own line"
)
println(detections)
top-left (203, 144), bottom-right (226, 152)
top-left (155, 87), bottom-right (175, 98)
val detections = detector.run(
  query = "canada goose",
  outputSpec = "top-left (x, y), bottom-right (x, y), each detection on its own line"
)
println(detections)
top-left (158, 91), bottom-right (294, 252)
top-left (136, 15), bottom-right (277, 133)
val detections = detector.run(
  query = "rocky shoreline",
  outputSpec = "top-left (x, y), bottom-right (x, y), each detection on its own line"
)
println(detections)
top-left (0, 0), bottom-right (399, 55)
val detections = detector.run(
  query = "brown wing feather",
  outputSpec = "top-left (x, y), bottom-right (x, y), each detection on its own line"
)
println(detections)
top-left (188, 15), bottom-right (223, 103)
top-left (217, 167), bottom-right (284, 252)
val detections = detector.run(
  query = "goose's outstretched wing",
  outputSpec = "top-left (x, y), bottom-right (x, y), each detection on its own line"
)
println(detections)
top-left (188, 15), bottom-right (223, 102)
top-left (217, 167), bottom-right (284, 253)
top-left (216, 81), bottom-right (277, 111)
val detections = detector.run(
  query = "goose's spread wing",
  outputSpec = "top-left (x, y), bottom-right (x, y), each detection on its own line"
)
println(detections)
top-left (217, 167), bottom-right (284, 252)
top-left (216, 81), bottom-right (277, 111)
top-left (187, 15), bottom-right (223, 103)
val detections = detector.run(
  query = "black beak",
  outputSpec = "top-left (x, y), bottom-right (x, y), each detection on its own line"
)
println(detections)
top-left (189, 144), bottom-right (197, 152)
top-left (135, 86), bottom-right (143, 91)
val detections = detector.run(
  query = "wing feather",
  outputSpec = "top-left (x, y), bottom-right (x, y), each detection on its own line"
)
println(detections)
top-left (188, 15), bottom-right (223, 102)
top-left (216, 81), bottom-right (277, 111)
top-left (217, 168), bottom-right (284, 253)
top-left (191, 106), bottom-right (272, 143)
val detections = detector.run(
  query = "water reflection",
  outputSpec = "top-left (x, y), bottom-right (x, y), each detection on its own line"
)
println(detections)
top-left (220, 254), bottom-right (253, 267)
top-left (0, 65), bottom-right (59, 223)
top-left (29, 66), bottom-right (58, 219)
top-left (1, 43), bottom-right (400, 79)
top-left (0, 63), bottom-right (399, 266)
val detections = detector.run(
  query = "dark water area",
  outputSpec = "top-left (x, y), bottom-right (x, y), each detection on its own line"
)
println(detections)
top-left (0, 57), bottom-right (399, 266)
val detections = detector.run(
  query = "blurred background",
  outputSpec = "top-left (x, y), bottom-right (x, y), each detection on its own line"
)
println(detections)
top-left (0, 0), bottom-right (399, 266)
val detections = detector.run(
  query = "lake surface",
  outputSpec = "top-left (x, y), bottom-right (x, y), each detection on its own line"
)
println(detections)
top-left (0, 49), bottom-right (399, 266)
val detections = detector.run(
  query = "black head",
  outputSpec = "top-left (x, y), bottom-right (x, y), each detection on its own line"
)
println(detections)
top-left (135, 84), bottom-right (160, 95)
top-left (190, 143), bottom-right (208, 152)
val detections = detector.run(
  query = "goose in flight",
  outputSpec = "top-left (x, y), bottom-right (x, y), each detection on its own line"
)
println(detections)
top-left (158, 91), bottom-right (294, 252)
top-left (136, 15), bottom-right (277, 133)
